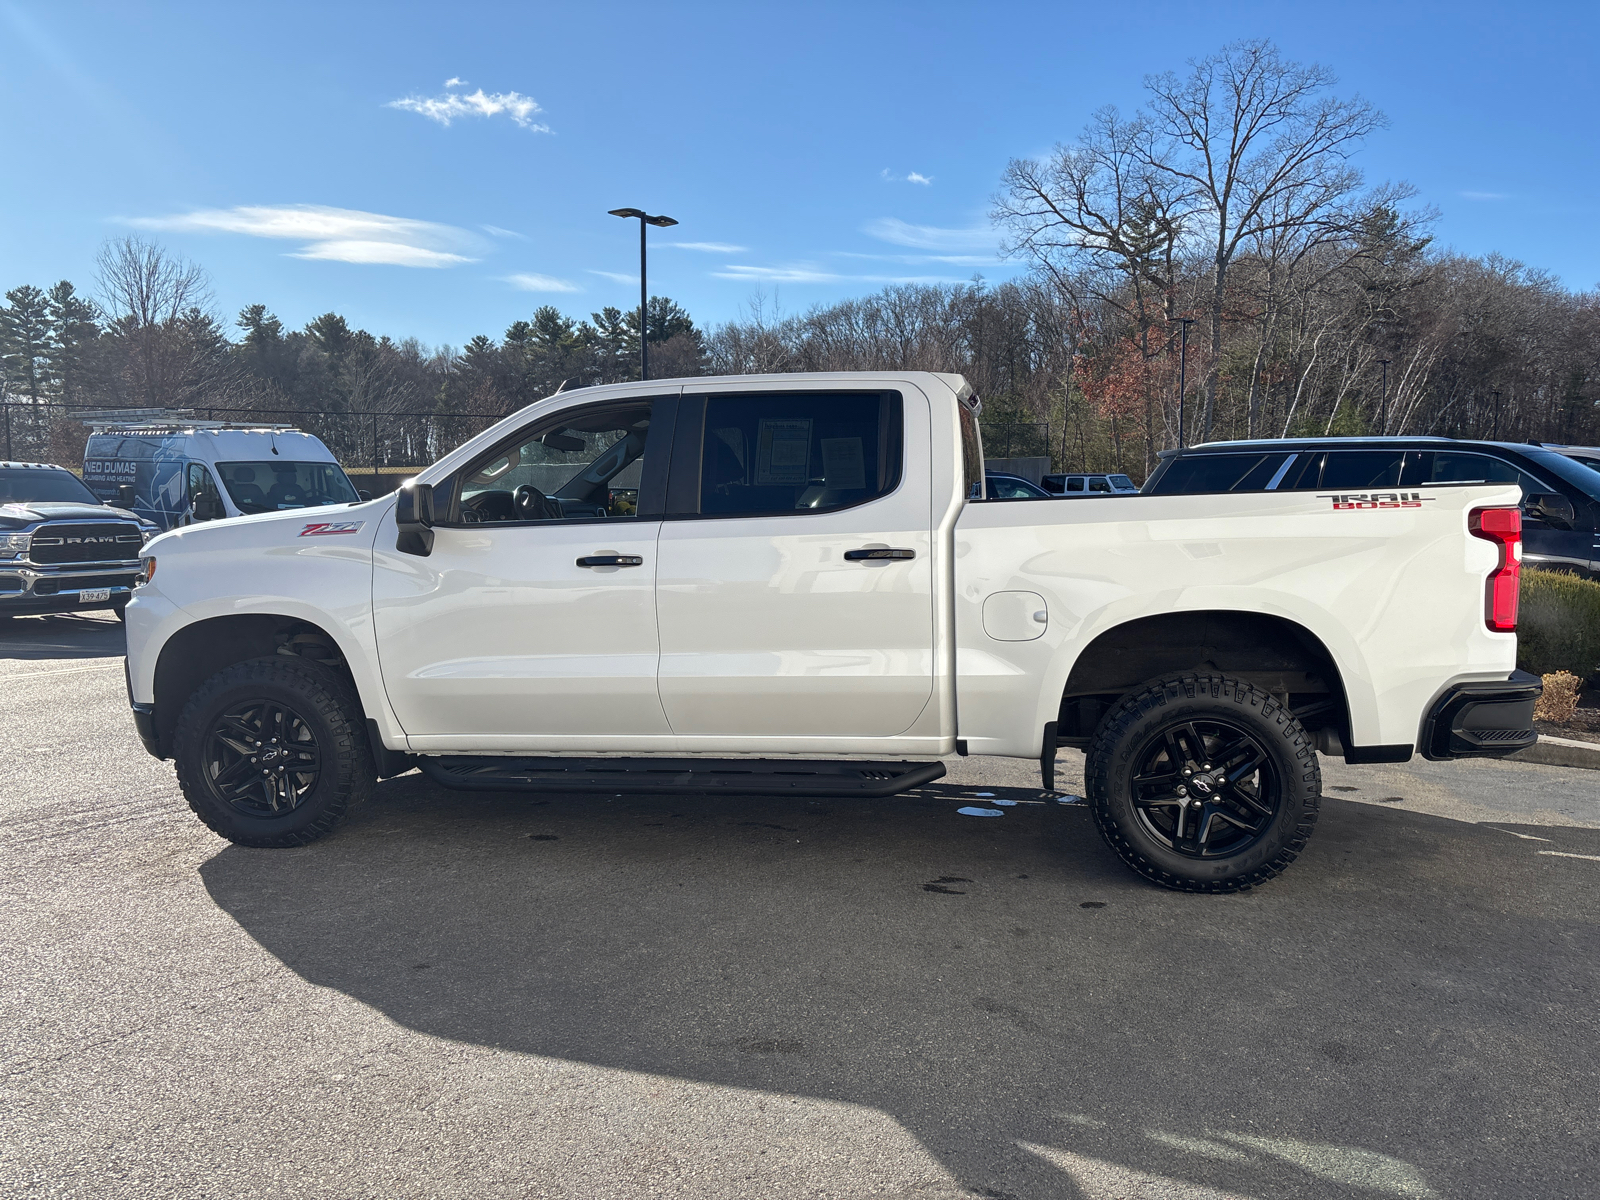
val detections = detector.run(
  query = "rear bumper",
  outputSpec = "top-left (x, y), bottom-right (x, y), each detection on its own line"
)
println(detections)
top-left (1421, 670), bottom-right (1542, 760)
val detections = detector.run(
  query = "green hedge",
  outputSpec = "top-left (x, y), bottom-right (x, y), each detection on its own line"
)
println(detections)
top-left (1518, 568), bottom-right (1600, 680)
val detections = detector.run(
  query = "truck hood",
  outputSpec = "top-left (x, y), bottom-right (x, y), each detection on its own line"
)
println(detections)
top-left (143, 497), bottom-right (394, 555)
top-left (0, 501), bottom-right (156, 528)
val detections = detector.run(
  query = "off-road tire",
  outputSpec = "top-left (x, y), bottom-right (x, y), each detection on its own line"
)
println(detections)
top-left (173, 656), bottom-right (374, 847)
top-left (1084, 673), bottom-right (1321, 893)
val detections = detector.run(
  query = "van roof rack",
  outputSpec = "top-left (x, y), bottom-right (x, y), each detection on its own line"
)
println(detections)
top-left (77, 408), bottom-right (301, 433)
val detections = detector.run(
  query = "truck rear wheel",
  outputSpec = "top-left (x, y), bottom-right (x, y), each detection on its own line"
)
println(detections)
top-left (172, 656), bottom-right (374, 847)
top-left (1084, 674), bottom-right (1320, 892)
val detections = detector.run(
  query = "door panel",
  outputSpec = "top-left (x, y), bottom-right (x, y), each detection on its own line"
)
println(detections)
top-left (654, 387), bottom-right (934, 740)
top-left (374, 523), bottom-right (666, 740)
top-left (373, 391), bottom-right (676, 747)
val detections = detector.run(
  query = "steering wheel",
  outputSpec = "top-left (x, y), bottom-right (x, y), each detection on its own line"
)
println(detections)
top-left (513, 484), bottom-right (558, 521)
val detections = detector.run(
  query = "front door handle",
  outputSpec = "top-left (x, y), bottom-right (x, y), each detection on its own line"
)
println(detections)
top-left (844, 547), bottom-right (915, 561)
top-left (576, 555), bottom-right (644, 568)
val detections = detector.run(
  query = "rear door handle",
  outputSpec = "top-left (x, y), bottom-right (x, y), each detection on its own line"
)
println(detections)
top-left (844, 547), bottom-right (916, 561)
top-left (576, 555), bottom-right (644, 567)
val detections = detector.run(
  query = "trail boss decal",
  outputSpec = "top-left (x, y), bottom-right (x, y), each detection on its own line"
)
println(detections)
top-left (1316, 492), bottom-right (1434, 511)
top-left (298, 521), bottom-right (365, 537)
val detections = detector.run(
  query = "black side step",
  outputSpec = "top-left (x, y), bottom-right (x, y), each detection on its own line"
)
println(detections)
top-left (418, 756), bottom-right (946, 798)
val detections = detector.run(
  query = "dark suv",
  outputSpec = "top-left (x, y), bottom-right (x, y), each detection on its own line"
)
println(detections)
top-left (1143, 437), bottom-right (1600, 577)
top-left (0, 462), bottom-right (156, 619)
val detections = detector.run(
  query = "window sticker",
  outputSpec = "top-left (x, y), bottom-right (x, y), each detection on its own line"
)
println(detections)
top-left (755, 418), bottom-right (812, 485)
top-left (821, 437), bottom-right (866, 490)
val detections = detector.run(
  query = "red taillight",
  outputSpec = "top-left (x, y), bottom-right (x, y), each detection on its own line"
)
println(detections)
top-left (1469, 507), bottom-right (1521, 632)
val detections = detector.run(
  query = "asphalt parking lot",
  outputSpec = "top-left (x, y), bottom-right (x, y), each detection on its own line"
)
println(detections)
top-left (3, 612), bottom-right (1598, 1200)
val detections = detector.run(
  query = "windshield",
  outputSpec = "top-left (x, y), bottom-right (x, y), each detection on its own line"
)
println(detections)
top-left (216, 460), bottom-right (359, 514)
top-left (0, 468), bottom-right (99, 505)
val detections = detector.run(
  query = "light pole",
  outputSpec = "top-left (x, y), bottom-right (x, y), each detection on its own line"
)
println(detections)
top-left (1377, 358), bottom-right (1391, 434)
top-left (1175, 318), bottom-right (1194, 447)
top-left (607, 207), bottom-right (678, 381)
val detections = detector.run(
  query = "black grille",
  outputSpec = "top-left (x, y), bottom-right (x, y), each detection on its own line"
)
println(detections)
top-left (45, 572), bottom-right (139, 591)
top-left (28, 523), bottom-right (143, 565)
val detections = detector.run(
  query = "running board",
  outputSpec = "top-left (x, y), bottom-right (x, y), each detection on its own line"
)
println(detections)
top-left (417, 756), bottom-right (946, 797)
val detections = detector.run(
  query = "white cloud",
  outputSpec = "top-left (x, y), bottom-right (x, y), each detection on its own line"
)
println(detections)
top-left (880, 169), bottom-right (934, 185)
top-left (588, 269), bottom-right (639, 285)
top-left (482, 224), bottom-right (527, 239)
top-left (713, 263), bottom-right (962, 285)
top-left (862, 217), bottom-right (995, 250)
top-left (503, 272), bottom-right (581, 293)
top-left (387, 81), bottom-right (550, 132)
top-left (1460, 190), bottom-right (1508, 201)
top-left (667, 241), bottom-right (748, 253)
top-left (834, 251), bottom-right (1003, 266)
top-left (294, 241), bottom-right (470, 267)
top-left (128, 204), bottom-right (480, 268)
top-left (444, 77), bottom-right (465, 88)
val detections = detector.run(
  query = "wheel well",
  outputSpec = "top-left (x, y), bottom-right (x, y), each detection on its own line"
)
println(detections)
top-left (1056, 611), bottom-right (1348, 747)
top-left (151, 614), bottom-right (359, 757)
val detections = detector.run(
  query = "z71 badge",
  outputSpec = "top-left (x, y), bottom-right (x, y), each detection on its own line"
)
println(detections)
top-left (1316, 492), bottom-right (1434, 510)
top-left (298, 521), bottom-right (365, 537)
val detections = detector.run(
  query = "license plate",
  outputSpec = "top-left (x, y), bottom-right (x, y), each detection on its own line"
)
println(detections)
top-left (79, 589), bottom-right (111, 603)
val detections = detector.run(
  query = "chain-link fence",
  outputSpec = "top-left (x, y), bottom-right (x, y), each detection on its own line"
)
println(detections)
top-left (2, 402), bottom-right (511, 496)
top-left (6, 403), bottom-right (1118, 492)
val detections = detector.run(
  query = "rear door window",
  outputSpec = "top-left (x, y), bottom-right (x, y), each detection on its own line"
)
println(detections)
top-left (694, 391), bottom-right (902, 516)
top-left (1066, 477), bottom-right (1085, 492)
top-left (1318, 450), bottom-right (1407, 490)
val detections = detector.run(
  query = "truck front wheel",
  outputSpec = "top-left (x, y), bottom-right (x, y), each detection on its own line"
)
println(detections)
top-left (1084, 674), bottom-right (1320, 892)
top-left (172, 656), bottom-right (374, 847)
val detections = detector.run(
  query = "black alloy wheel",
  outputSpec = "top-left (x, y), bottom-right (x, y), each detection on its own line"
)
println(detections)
top-left (1130, 719), bottom-right (1279, 859)
top-left (173, 656), bottom-right (373, 847)
top-left (202, 698), bottom-right (322, 817)
top-left (1085, 674), bottom-right (1321, 892)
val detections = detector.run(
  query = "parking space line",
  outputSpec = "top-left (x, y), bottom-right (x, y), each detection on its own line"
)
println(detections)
top-left (2, 662), bottom-right (123, 680)
top-left (1538, 851), bottom-right (1600, 862)
top-left (1484, 827), bottom-right (1552, 842)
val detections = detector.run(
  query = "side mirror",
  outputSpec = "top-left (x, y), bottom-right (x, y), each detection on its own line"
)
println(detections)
top-left (114, 484), bottom-right (137, 508)
top-left (193, 495), bottom-right (226, 521)
top-left (395, 482), bottom-right (435, 556)
top-left (1523, 492), bottom-right (1576, 529)
top-left (357, 489), bottom-right (372, 502)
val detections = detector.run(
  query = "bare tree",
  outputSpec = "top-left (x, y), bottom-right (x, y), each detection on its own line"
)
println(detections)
top-left (1139, 38), bottom-right (1386, 439)
top-left (96, 237), bottom-right (215, 408)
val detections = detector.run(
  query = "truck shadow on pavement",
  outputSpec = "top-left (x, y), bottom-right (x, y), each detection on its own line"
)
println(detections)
top-left (0, 611), bottom-right (124, 660)
top-left (201, 777), bottom-right (1600, 1200)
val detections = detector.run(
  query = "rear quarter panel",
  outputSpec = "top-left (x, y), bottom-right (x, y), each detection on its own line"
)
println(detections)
top-left (954, 486), bottom-right (1521, 756)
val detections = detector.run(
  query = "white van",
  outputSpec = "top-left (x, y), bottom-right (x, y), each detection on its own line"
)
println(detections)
top-left (83, 421), bottom-right (363, 531)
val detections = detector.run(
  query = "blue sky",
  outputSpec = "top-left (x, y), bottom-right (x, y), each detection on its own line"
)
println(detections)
top-left (2, 0), bottom-right (1596, 347)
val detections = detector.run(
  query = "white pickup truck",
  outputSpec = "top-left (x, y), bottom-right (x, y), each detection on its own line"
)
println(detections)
top-left (123, 372), bottom-right (1540, 892)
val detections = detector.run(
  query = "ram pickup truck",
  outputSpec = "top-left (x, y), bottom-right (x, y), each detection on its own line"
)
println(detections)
top-left (2, 461), bottom-right (156, 619)
top-left (124, 372), bottom-right (1540, 892)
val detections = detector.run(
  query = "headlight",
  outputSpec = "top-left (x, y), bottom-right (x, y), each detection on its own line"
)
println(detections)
top-left (135, 557), bottom-right (156, 586)
top-left (139, 527), bottom-right (155, 546)
top-left (0, 532), bottom-right (29, 560)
